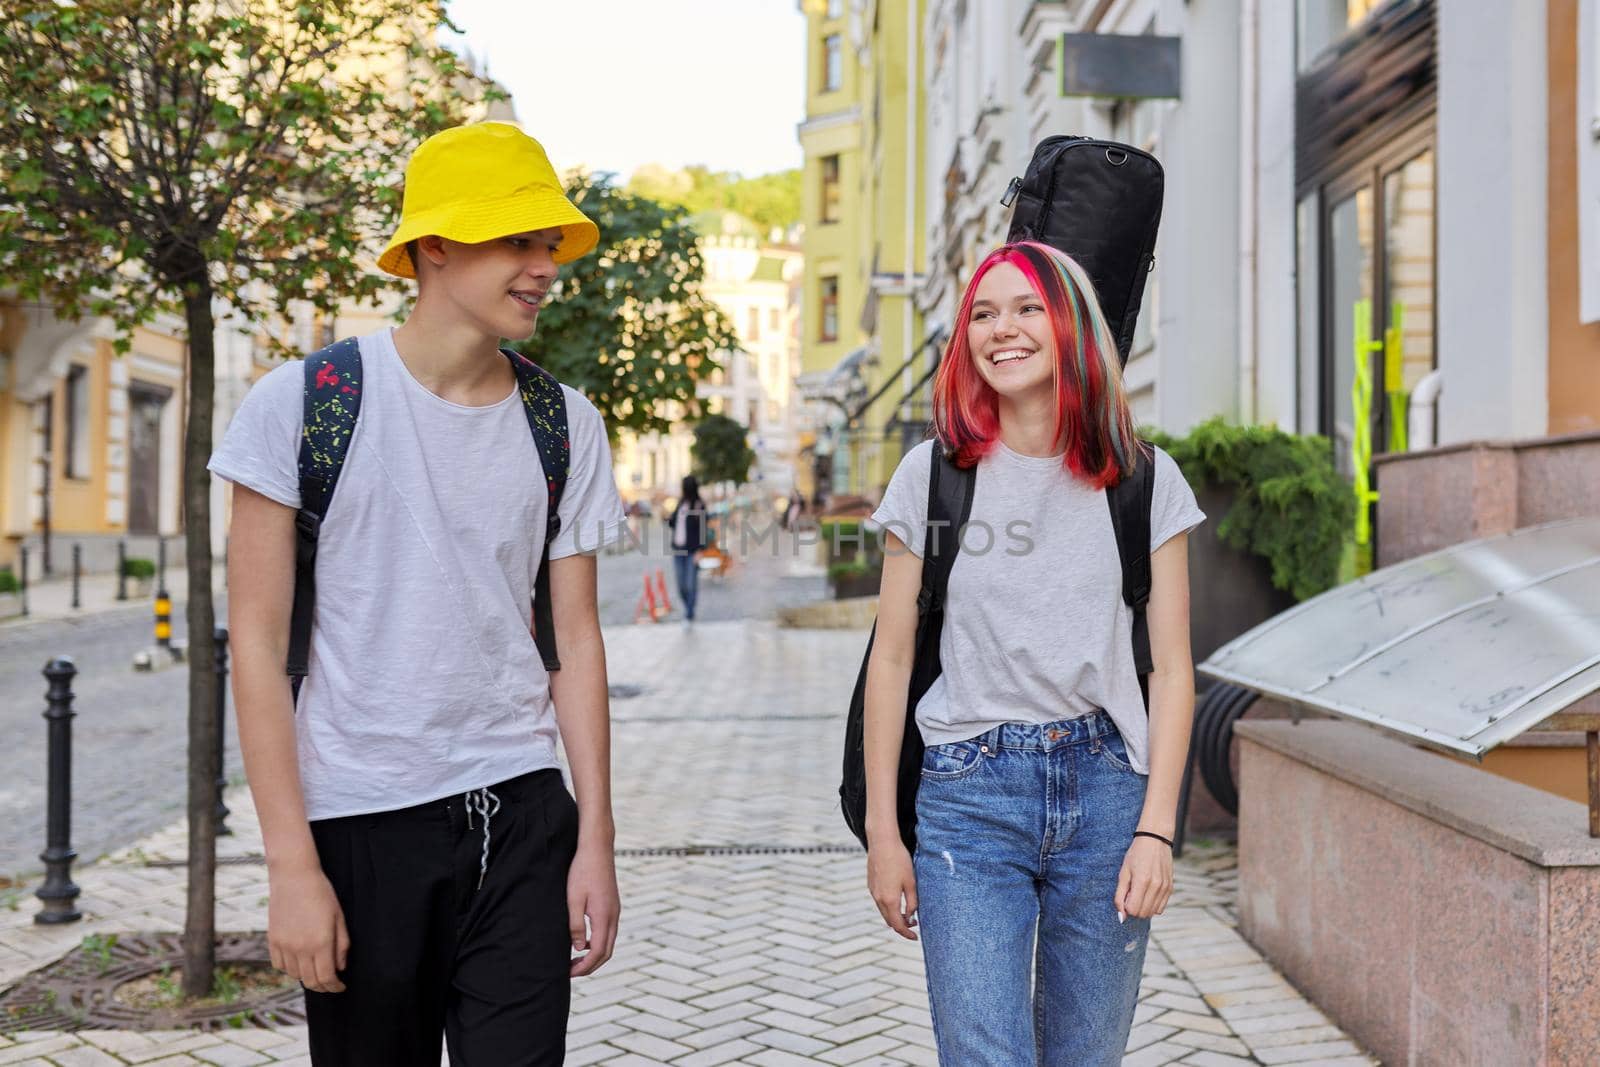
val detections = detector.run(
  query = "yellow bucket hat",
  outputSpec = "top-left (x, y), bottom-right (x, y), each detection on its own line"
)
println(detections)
top-left (377, 122), bottom-right (600, 279)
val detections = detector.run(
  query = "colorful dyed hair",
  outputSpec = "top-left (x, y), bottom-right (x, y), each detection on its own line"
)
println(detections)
top-left (932, 241), bottom-right (1141, 488)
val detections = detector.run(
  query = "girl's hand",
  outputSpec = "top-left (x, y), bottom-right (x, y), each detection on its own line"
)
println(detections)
top-left (1114, 836), bottom-right (1173, 920)
top-left (867, 841), bottom-right (920, 940)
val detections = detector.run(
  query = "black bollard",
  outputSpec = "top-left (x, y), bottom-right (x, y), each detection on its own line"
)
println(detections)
top-left (18, 545), bottom-right (29, 617)
top-left (214, 628), bottom-right (232, 836)
top-left (36, 657), bottom-right (81, 925)
top-left (157, 536), bottom-right (167, 592)
top-left (116, 541), bottom-right (127, 602)
top-left (71, 544), bottom-right (81, 610)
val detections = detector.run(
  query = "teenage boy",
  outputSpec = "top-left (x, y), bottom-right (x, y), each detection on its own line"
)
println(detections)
top-left (210, 122), bottom-right (626, 1066)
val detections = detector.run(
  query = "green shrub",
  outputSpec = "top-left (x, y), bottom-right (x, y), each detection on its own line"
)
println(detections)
top-left (819, 519), bottom-right (863, 541)
top-left (827, 558), bottom-right (874, 583)
top-left (122, 557), bottom-right (156, 579)
top-left (1143, 417), bottom-right (1355, 601)
top-left (0, 568), bottom-right (17, 594)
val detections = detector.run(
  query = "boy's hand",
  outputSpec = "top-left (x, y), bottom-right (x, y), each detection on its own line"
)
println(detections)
top-left (567, 841), bottom-right (620, 976)
top-left (268, 865), bottom-right (349, 993)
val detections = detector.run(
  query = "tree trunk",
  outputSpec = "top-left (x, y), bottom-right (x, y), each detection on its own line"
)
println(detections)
top-left (180, 278), bottom-right (219, 999)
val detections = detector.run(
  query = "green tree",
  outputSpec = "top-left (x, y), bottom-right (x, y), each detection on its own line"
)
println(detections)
top-left (692, 414), bottom-right (757, 487)
top-left (625, 165), bottom-right (801, 234)
top-left (0, 0), bottom-right (491, 995)
top-left (726, 170), bottom-right (801, 234)
top-left (522, 174), bottom-right (738, 439)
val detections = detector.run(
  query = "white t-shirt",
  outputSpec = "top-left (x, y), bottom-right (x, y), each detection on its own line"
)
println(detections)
top-left (871, 439), bottom-right (1205, 774)
top-left (208, 329), bottom-right (626, 820)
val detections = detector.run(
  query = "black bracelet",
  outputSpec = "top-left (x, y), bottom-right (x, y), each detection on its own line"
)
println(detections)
top-left (1132, 830), bottom-right (1174, 849)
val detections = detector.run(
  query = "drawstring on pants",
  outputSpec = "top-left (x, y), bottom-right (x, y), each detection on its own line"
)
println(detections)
top-left (464, 787), bottom-right (502, 890)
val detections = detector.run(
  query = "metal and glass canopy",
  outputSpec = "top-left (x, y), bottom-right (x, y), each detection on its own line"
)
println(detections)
top-left (1199, 517), bottom-right (1600, 759)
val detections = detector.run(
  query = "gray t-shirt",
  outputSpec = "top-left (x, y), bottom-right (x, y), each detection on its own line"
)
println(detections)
top-left (870, 439), bottom-right (1205, 774)
top-left (208, 328), bottom-right (626, 820)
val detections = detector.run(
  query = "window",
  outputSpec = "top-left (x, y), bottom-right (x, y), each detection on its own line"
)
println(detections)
top-left (770, 308), bottom-right (781, 332)
top-left (823, 34), bottom-right (842, 92)
top-left (1300, 144), bottom-right (1437, 476)
top-left (747, 307), bottom-right (761, 341)
top-left (821, 154), bottom-right (842, 224)
top-left (64, 365), bottom-right (90, 480)
top-left (820, 276), bottom-right (839, 341)
top-left (1297, 0), bottom-right (1386, 71)
top-left (826, 0), bottom-right (844, 18)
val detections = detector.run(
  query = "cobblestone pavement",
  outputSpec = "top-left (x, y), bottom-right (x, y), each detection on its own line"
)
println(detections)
top-left (0, 600), bottom-right (244, 885)
top-left (0, 621), bottom-right (1375, 1065)
top-left (0, 523), bottom-right (819, 884)
top-left (596, 518), bottom-right (827, 628)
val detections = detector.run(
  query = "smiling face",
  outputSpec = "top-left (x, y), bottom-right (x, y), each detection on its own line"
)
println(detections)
top-left (966, 261), bottom-right (1057, 404)
top-left (414, 227), bottom-right (564, 341)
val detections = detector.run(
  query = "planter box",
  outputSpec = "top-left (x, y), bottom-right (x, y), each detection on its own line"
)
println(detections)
top-left (830, 570), bottom-right (881, 600)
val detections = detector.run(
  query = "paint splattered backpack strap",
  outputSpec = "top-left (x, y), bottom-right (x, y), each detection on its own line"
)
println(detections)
top-left (288, 338), bottom-right (364, 696)
top-left (503, 348), bottom-right (570, 672)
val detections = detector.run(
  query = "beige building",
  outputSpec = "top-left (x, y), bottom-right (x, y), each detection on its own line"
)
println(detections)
top-left (613, 210), bottom-right (804, 503)
top-left (0, 305), bottom-right (188, 576)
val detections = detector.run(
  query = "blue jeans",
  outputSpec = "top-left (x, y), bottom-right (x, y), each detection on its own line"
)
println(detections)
top-left (913, 711), bottom-right (1150, 1067)
top-left (672, 552), bottom-right (699, 619)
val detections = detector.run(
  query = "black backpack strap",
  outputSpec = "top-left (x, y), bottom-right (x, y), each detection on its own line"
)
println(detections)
top-left (1107, 442), bottom-right (1156, 710)
top-left (289, 338), bottom-right (365, 692)
top-left (919, 445), bottom-right (976, 617)
top-left (503, 349), bottom-right (570, 672)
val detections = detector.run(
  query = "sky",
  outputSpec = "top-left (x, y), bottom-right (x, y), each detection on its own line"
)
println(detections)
top-left (443, 0), bottom-right (807, 180)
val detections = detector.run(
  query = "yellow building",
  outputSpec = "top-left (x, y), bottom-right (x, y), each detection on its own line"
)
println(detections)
top-left (0, 304), bottom-right (187, 576)
top-left (797, 0), bottom-right (928, 504)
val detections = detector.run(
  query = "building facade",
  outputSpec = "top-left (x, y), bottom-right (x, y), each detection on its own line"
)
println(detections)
top-left (915, 0), bottom-right (1597, 515)
top-left (0, 305), bottom-right (187, 575)
top-left (797, 0), bottom-right (928, 504)
top-left (611, 211), bottom-right (804, 504)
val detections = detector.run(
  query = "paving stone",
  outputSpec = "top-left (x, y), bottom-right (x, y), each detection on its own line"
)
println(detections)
top-left (1253, 1041), bottom-right (1364, 1064)
top-left (0, 619), bottom-right (1382, 1067)
top-left (1121, 1041), bottom-right (1193, 1067)
top-left (42, 1046), bottom-right (127, 1067)
top-left (1177, 1052), bottom-right (1259, 1067)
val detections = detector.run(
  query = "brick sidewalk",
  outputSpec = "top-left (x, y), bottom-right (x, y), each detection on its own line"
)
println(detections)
top-left (0, 622), bottom-right (1376, 1065)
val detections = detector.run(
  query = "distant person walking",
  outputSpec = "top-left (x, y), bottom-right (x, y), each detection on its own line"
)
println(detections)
top-left (666, 475), bottom-right (708, 625)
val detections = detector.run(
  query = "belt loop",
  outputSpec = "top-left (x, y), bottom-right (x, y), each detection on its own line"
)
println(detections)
top-left (1087, 711), bottom-right (1102, 752)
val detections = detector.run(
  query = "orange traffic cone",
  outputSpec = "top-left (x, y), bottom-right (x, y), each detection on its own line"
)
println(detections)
top-left (632, 572), bottom-right (659, 624)
top-left (655, 568), bottom-right (672, 614)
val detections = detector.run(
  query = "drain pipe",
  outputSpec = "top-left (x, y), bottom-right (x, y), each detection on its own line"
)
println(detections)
top-left (1408, 369), bottom-right (1443, 450)
top-left (1237, 0), bottom-right (1260, 424)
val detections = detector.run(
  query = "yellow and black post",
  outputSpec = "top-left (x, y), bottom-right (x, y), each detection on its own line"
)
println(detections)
top-left (154, 589), bottom-right (172, 652)
top-left (154, 538), bottom-right (172, 654)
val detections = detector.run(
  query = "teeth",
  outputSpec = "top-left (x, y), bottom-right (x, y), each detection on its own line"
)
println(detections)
top-left (993, 350), bottom-right (1030, 364)
top-left (511, 292), bottom-right (541, 307)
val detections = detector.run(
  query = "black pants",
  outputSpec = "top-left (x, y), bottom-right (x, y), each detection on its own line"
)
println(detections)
top-left (305, 768), bottom-right (579, 1066)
